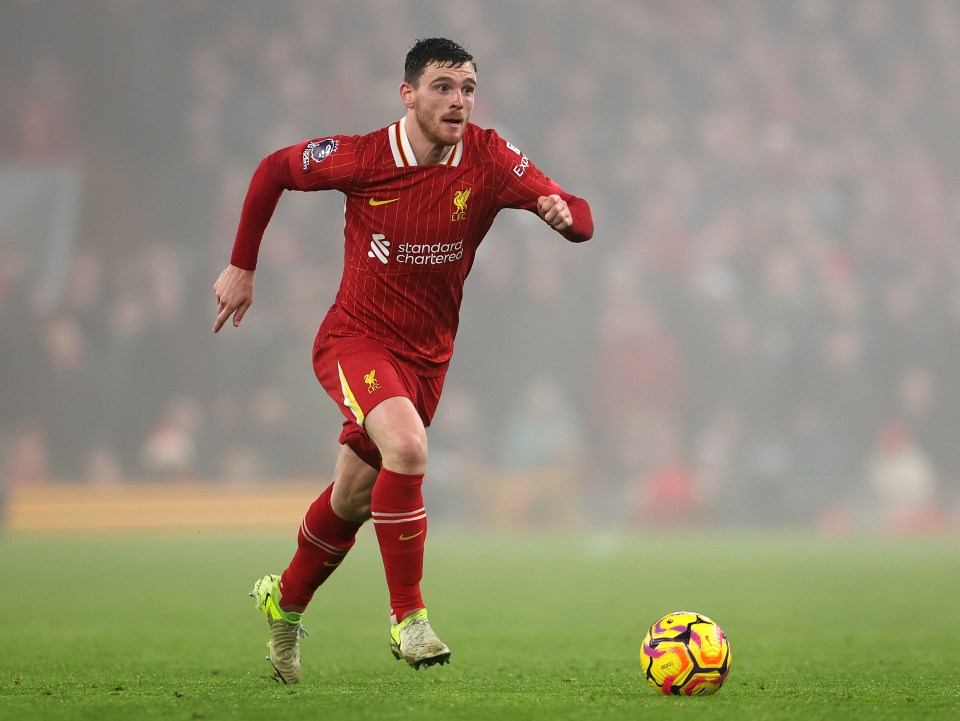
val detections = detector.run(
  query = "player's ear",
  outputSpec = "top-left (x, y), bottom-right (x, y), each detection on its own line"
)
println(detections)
top-left (400, 82), bottom-right (415, 109)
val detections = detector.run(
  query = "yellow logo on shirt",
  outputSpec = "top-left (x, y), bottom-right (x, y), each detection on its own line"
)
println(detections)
top-left (452, 187), bottom-right (471, 221)
top-left (364, 369), bottom-right (381, 393)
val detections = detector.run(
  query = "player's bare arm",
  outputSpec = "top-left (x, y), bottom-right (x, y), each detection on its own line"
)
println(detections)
top-left (537, 194), bottom-right (574, 232)
top-left (213, 264), bottom-right (255, 332)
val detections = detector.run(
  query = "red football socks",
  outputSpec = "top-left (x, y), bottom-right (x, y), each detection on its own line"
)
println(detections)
top-left (371, 467), bottom-right (427, 621)
top-left (279, 483), bottom-right (362, 612)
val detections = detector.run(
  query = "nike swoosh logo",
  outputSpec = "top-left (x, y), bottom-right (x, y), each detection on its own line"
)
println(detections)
top-left (323, 560), bottom-right (343, 567)
top-left (369, 197), bottom-right (400, 206)
top-left (399, 530), bottom-right (424, 541)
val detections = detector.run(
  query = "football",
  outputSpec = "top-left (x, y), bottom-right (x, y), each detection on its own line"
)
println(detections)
top-left (639, 611), bottom-right (732, 696)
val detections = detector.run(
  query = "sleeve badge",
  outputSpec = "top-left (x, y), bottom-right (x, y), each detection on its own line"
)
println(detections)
top-left (302, 138), bottom-right (339, 170)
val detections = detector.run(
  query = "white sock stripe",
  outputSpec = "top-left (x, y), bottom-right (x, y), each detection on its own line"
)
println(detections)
top-left (301, 523), bottom-right (342, 554)
top-left (302, 531), bottom-right (347, 555)
top-left (371, 507), bottom-right (426, 519)
top-left (300, 521), bottom-right (348, 555)
top-left (372, 513), bottom-right (427, 524)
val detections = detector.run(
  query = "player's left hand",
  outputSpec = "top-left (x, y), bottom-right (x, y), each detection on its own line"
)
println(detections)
top-left (537, 194), bottom-right (573, 232)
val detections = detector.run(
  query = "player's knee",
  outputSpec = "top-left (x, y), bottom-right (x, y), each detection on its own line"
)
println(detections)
top-left (381, 432), bottom-right (427, 473)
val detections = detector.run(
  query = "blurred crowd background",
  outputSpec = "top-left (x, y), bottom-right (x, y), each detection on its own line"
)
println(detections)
top-left (2, 0), bottom-right (959, 532)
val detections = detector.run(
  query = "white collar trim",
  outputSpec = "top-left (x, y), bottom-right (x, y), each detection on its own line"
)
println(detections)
top-left (388, 117), bottom-right (463, 168)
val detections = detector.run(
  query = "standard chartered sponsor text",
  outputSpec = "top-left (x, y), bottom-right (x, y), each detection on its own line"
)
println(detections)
top-left (396, 240), bottom-right (464, 265)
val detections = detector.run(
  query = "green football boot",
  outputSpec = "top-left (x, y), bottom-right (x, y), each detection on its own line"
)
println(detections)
top-left (389, 609), bottom-right (451, 670)
top-left (250, 574), bottom-right (307, 684)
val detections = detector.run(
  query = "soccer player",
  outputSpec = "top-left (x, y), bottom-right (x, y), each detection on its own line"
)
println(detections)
top-left (213, 38), bottom-right (593, 683)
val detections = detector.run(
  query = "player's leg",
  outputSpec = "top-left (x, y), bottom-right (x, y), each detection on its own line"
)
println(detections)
top-left (364, 396), bottom-right (429, 620)
top-left (251, 445), bottom-right (376, 683)
top-left (310, 333), bottom-right (448, 668)
top-left (330, 441), bottom-right (380, 522)
top-left (363, 396), bottom-right (450, 668)
top-left (279, 444), bottom-right (378, 612)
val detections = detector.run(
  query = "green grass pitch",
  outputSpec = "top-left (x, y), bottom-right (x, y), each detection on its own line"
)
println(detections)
top-left (1, 530), bottom-right (958, 721)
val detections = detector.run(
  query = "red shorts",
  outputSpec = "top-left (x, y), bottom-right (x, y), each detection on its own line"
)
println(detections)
top-left (313, 333), bottom-right (446, 470)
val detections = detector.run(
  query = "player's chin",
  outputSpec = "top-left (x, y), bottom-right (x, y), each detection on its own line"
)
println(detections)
top-left (439, 119), bottom-right (466, 141)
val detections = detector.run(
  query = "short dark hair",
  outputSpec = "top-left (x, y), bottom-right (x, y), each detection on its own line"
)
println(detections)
top-left (404, 38), bottom-right (475, 85)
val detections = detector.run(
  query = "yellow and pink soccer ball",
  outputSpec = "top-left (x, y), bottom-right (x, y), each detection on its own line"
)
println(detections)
top-left (639, 611), bottom-right (732, 696)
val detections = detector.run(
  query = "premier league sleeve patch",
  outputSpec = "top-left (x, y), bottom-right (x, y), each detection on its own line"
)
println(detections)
top-left (302, 138), bottom-right (339, 170)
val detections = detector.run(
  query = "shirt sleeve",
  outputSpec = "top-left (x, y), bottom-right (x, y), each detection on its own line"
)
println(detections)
top-left (491, 134), bottom-right (594, 243)
top-left (230, 135), bottom-right (358, 270)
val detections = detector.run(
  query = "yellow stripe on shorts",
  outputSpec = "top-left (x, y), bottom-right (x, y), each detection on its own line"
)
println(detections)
top-left (338, 362), bottom-right (365, 426)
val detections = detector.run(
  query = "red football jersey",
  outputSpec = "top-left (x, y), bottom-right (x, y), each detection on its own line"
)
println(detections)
top-left (231, 118), bottom-right (593, 374)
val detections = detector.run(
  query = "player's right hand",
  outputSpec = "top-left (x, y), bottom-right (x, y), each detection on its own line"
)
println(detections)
top-left (213, 264), bottom-right (255, 332)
